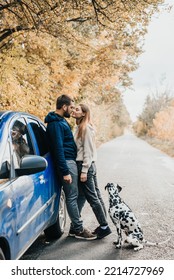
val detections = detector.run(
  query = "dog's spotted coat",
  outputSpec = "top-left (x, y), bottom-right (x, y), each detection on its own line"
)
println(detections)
top-left (105, 183), bottom-right (145, 251)
top-left (105, 183), bottom-right (170, 251)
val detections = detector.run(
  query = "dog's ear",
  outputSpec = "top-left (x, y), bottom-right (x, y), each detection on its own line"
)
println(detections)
top-left (117, 184), bottom-right (122, 192)
top-left (105, 183), bottom-right (109, 190)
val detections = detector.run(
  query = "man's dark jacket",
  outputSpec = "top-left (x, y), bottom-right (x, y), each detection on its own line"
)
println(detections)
top-left (45, 112), bottom-right (77, 176)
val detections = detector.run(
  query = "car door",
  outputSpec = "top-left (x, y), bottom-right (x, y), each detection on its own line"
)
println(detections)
top-left (26, 117), bottom-right (58, 224)
top-left (0, 138), bottom-right (17, 259)
top-left (9, 117), bottom-right (48, 258)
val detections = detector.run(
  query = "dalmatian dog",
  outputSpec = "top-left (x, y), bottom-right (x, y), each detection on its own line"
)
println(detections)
top-left (105, 183), bottom-right (169, 251)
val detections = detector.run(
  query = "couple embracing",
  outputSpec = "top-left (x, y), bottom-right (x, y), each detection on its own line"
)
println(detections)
top-left (45, 95), bottom-right (111, 240)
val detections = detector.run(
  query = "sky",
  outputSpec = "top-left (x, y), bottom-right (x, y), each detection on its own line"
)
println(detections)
top-left (123, 0), bottom-right (174, 121)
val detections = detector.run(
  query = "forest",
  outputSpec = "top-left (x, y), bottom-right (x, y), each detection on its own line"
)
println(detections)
top-left (1, 0), bottom-right (173, 147)
top-left (134, 87), bottom-right (174, 157)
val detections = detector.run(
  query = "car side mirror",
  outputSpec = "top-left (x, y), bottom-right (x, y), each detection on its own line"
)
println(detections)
top-left (15, 155), bottom-right (48, 176)
top-left (0, 161), bottom-right (10, 179)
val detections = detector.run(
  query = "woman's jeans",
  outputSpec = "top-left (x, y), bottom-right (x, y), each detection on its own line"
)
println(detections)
top-left (76, 161), bottom-right (108, 227)
top-left (62, 160), bottom-right (83, 232)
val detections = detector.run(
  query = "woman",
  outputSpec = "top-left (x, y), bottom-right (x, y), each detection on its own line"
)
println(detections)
top-left (72, 104), bottom-right (111, 239)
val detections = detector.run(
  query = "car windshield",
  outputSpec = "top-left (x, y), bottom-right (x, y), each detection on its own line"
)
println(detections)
top-left (0, 113), bottom-right (4, 121)
top-left (0, 112), bottom-right (10, 182)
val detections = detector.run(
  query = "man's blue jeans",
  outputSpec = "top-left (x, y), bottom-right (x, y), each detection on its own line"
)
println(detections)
top-left (62, 160), bottom-right (83, 232)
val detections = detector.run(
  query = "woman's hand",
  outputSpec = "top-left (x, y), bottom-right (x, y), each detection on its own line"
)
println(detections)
top-left (80, 172), bottom-right (87, 182)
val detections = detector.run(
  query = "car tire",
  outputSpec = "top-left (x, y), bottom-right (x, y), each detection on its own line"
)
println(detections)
top-left (0, 248), bottom-right (6, 260)
top-left (44, 189), bottom-right (66, 239)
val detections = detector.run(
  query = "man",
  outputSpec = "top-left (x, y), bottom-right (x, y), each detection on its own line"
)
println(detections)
top-left (45, 94), bottom-right (96, 240)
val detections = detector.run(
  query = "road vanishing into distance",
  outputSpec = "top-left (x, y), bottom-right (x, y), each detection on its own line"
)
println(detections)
top-left (22, 131), bottom-right (174, 260)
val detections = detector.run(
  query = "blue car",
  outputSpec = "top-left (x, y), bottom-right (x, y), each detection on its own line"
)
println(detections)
top-left (0, 111), bottom-right (66, 260)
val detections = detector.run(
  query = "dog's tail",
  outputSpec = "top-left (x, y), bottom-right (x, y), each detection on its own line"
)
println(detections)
top-left (143, 236), bottom-right (171, 246)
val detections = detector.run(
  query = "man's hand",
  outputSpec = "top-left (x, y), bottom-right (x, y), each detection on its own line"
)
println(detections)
top-left (63, 174), bottom-right (72, 184)
top-left (80, 172), bottom-right (87, 182)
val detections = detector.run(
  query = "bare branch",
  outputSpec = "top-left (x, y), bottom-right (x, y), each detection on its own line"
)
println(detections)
top-left (0, 25), bottom-right (31, 42)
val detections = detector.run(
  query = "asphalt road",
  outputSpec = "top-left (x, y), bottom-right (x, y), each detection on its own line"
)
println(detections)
top-left (22, 131), bottom-right (174, 260)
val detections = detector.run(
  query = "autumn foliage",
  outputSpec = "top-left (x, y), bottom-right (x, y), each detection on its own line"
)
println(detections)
top-left (149, 100), bottom-right (174, 141)
top-left (0, 0), bottom-right (165, 144)
top-left (133, 90), bottom-right (174, 156)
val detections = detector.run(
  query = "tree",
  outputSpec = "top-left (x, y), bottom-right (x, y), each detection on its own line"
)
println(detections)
top-left (0, 0), bottom-right (164, 49)
top-left (0, 0), bottom-right (167, 144)
top-left (138, 88), bottom-right (173, 130)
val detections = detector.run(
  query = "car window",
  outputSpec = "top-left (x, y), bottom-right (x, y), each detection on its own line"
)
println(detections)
top-left (27, 118), bottom-right (48, 156)
top-left (10, 118), bottom-right (34, 167)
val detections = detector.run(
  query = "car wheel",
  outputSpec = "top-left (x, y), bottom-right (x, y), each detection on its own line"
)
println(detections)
top-left (0, 248), bottom-right (6, 260)
top-left (44, 189), bottom-right (66, 239)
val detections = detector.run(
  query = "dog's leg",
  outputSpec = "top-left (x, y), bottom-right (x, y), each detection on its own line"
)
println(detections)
top-left (127, 236), bottom-right (144, 251)
top-left (134, 244), bottom-right (144, 251)
top-left (112, 224), bottom-right (119, 246)
top-left (113, 222), bottom-right (122, 249)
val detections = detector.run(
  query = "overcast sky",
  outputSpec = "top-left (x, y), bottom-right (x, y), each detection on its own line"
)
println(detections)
top-left (123, 0), bottom-right (174, 121)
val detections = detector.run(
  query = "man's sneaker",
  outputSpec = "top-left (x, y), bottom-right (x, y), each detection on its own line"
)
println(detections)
top-left (75, 228), bottom-right (97, 240)
top-left (93, 226), bottom-right (112, 239)
top-left (68, 229), bottom-right (77, 237)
